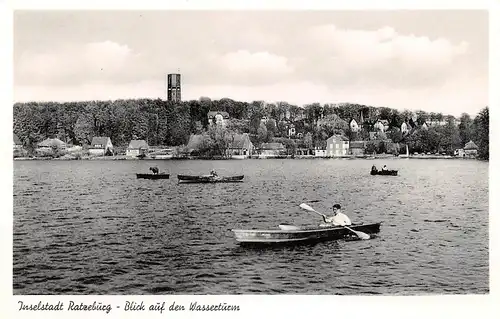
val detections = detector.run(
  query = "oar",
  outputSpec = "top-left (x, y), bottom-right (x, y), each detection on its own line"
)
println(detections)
top-left (299, 203), bottom-right (370, 240)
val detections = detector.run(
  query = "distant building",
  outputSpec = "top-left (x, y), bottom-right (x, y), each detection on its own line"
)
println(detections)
top-left (326, 135), bottom-right (349, 157)
top-left (36, 138), bottom-right (67, 156)
top-left (401, 122), bottom-right (409, 135)
top-left (89, 137), bottom-right (113, 156)
top-left (349, 141), bottom-right (366, 156)
top-left (126, 140), bottom-right (149, 157)
top-left (464, 140), bottom-right (479, 157)
top-left (454, 148), bottom-right (465, 157)
top-left (349, 119), bottom-right (359, 132)
top-left (227, 133), bottom-right (254, 158)
top-left (166, 73), bottom-right (181, 102)
top-left (287, 124), bottom-right (296, 137)
top-left (207, 111), bottom-right (230, 127)
top-left (259, 143), bottom-right (286, 158)
top-left (37, 138), bottom-right (66, 151)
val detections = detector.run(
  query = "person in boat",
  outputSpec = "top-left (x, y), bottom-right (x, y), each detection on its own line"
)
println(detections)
top-left (371, 165), bottom-right (378, 173)
top-left (381, 165), bottom-right (388, 171)
top-left (149, 166), bottom-right (159, 175)
top-left (320, 204), bottom-right (352, 227)
top-left (210, 169), bottom-right (218, 177)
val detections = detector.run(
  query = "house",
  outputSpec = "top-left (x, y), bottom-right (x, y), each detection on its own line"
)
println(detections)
top-left (37, 138), bottom-right (67, 151)
top-left (36, 138), bottom-right (67, 156)
top-left (401, 122), bottom-right (409, 135)
top-left (464, 140), bottom-right (479, 156)
top-left (288, 124), bottom-right (296, 137)
top-left (208, 111), bottom-right (230, 127)
top-left (227, 133), bottom-right (254, 158)
top-left (326, 135), bottom-right (349, 157)
top-left (259, 143), bottom-right (286, 158)
top-left (454, 148), bottom-right (465, 157)
top-left (349, 119), bottom-right (359, 132)
top-left (126, 140), bottom-right (149, 157)
top-left (89, 137), bottom-right (113, 156)
top-left (314, 148), bottom-right (327, 157)
top-left (374, 119), bottom-right (389, 132)
top-left (186, 135), bottom-right (206, 154)
top-left (349, 141), bottom-right (366, 156)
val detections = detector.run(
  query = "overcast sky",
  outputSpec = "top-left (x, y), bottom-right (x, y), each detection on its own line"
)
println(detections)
top-left (13, 10), bottom-right (488, 116)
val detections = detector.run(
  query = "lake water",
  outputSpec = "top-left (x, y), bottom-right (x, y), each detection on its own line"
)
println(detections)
top-left (13, 158), bottom-right (489, 295)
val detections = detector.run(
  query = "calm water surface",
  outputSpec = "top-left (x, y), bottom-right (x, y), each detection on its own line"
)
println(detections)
top-left (13, 158), bottom-right (489, 295)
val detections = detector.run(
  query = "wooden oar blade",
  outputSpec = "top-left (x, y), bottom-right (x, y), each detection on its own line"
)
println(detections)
top-left (299, 203), bottom-right (314, 211)
top-left (354, 230), bottom-right (370, 240)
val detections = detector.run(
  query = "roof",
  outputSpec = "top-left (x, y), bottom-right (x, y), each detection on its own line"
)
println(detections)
top-left (90, 137), bottom-right (110, 147)
top-left (327, 134), bottom-right (348, 142)
top-left (228, 133), bottom-right (253, 149)
top-left (207, 111), bottom-right (230, 119)
top-left (261, 142), bottom-right (285, 150)
top-left (37, 138), bottom-right (66, 148)
top-left (186, 134), bottom-right (206, 150)
top-left (13, 133), bottom-right (21, 145)
top-left (349, 141), bottom-right (366, 148)
top-left (464, 140), bottom-right (478, 150)
top-left (128, 140), bottom-right (149, 149)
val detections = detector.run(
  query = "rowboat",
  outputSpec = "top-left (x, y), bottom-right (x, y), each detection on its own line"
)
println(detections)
top-left (232, 222), bottom-right (381, 246)
top-left (136, 173), bottom-right (170, 179)
top-left (177, 174), bottom-right (244, 183)
top-left (371, 170), bottom-right (398, 176)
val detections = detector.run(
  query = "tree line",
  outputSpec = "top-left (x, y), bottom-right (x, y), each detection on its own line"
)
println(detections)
top-left (13, 98), bottom-right (489, 160)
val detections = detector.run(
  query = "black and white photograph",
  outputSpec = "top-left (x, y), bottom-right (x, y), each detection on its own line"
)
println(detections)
top-left (6, 0), bottom-right (496, 315)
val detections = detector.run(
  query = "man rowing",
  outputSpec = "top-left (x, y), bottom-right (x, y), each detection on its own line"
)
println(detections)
top-left (320, 204), bottom-right (352, 227)
top-left (149, 166), bottom-right (160, 175)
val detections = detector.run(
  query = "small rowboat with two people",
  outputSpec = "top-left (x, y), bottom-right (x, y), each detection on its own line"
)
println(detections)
top-left (231, 203), bottom-right (381, 246)
top-left (370, 165), bottom-right (398, 176)
top-left (136, 166), bottom-right (170, 179)
top-left (177, 174), bottom-right (244, 184)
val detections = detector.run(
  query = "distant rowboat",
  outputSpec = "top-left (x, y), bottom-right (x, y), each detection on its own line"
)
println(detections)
top-left (177, 174), bottom-right (244, 183)
top-left (136, 173), bottom-right (170, 179)
top-left (370, 170), bottom-right (398, 176)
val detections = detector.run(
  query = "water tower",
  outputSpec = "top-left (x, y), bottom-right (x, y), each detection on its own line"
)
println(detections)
top-left (166, 73), bottom-right (181, 102)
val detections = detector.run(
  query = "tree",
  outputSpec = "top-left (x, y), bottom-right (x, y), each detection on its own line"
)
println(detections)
top-left (303, 132), bottom-right (314, 149)
top-left (74, 113), bottom-right (94, 145)
top-left (257, 122), bottom-right (268, 143)
top-left (316, 114), bottom-right (349, 138)
top-left (475, 107), bottom-right (489, 160)
top-left (458, 113), bottom-right (473, 146)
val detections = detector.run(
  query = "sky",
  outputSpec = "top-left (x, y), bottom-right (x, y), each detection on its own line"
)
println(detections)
top-left (13, 10), bottom-right (489, 116)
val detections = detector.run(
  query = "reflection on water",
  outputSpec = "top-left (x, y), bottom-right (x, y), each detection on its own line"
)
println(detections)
top-left (13, 159), bottom-right (488, 294)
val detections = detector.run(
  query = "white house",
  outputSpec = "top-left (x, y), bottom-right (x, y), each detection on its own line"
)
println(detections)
top-left (126, 140), bottom-right (149, 157)
top-left (89, 137), bottom-right (113, 156)
top-left (349, 119), bottom-right (359, 132)
top-left (326, 135), bottom-right (349, 157)
top-left (401, 122), bottom-right (409, 135)
top-left (208, 111), bottom-right (230, 128)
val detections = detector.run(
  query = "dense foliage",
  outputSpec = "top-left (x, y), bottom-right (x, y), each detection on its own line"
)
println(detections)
top-left (13, 98), bottom-right (489, 160)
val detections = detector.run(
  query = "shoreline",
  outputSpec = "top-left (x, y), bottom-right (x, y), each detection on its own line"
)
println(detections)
top-left (13, 155), bottom-right (482, 161)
